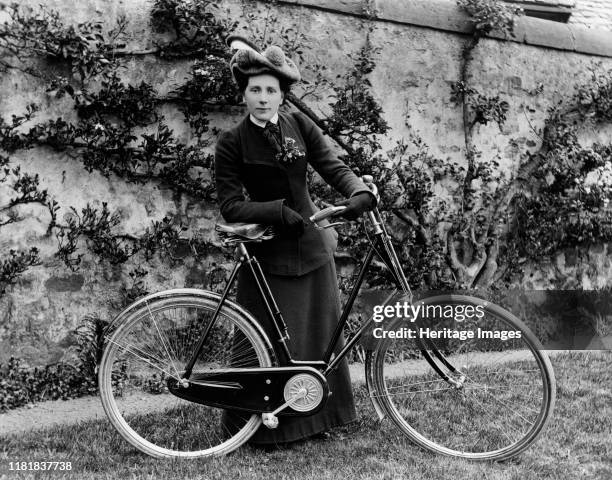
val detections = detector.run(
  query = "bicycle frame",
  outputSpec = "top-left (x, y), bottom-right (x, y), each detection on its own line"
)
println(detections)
top-left (99, 204), bottom-right (556, 459)
top-left (182, 207), bottom-right (460, 384)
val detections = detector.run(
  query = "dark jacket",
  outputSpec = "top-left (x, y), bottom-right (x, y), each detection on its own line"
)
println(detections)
top-left (215, 110), bottom-right (373, 276)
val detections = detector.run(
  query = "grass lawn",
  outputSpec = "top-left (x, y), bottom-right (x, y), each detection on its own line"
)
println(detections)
top-left (1, 351), bottom-right (610, 480)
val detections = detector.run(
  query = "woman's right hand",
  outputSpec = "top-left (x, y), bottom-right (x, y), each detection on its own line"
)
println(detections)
top-left (334, 192), bottom-right (375, 220)
top-left (281, 205), bottom-right (305, 237)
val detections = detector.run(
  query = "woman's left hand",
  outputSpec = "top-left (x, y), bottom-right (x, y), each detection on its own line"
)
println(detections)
top-left (334, 192), bottom-right (375, 221)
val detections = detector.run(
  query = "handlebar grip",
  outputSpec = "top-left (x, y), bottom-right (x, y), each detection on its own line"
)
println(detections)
top-left (360, 175), bottom-right (379, 200)
top-left (309, 205), bottom-right (346, 224)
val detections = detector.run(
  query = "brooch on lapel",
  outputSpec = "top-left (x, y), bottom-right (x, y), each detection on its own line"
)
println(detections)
top-left (276, 137), bottom-right (305, 166)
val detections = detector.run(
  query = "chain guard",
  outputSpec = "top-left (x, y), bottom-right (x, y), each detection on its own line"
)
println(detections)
top-left (168, 366), bottom-right (329, 416)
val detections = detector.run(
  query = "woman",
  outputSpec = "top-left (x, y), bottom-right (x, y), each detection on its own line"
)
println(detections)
top-left (215, 40), bottom-right (376, 444)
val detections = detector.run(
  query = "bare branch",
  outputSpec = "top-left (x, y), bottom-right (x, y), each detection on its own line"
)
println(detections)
top-left (466, 247), bottom-right (487, 287)
top-left (112, 48), bottom-right (159, 56)
top-left (447, 231), bottom-right (466, 283)
top-left (392, 209), bottom-right (430, 246)
top-left (475, 239), bottom-right (500, 288)
top-left (286, 92), bottom-right (356, 156)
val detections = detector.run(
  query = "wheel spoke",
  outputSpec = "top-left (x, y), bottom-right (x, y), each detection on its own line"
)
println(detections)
top-left (461, 390), bottom-right (522, 444)
top-left (99, 297), bottom-right (271, 458)
top-left (373, 296), bottom-right (555, 460)
top-left (106, 335), bottom-right (179, 380)
top-left (146, 302), bottom-right (182, 381)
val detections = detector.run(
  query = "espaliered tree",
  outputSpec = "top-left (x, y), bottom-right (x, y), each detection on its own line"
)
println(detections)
top-left (0, 1), bottom-right (236, 296)
top-left (1, 0), bottom-right (612, 408)
top-left (364, 0), bottom-right (612, 290)
top-left (1, 0), bottom-right (612, 298)
top-left (370, 0), bottom-right (524, 290)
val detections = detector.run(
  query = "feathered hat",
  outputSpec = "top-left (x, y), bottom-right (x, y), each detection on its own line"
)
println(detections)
top-left (226, 35), bottom-right (301, 85)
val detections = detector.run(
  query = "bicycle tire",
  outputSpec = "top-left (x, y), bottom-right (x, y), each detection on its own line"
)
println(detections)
top-left (368, 294), bottom-right (556, 461)
top-left (99, 289), bottom-right (274, 458)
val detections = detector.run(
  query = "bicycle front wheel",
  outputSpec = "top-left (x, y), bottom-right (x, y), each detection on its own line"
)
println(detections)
top-left (99, 290), bottom-right (273, 458)
top-left (369, 295), bottom-right (556, 461)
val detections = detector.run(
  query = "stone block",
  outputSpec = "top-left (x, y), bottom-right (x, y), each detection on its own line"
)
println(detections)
top-left (590, 243), bottom-right (606, 254)
top-left (573, 27), bottom-right (612, 57)
top-left (563, 248), bottom-right (579, 267)
top-left (185, 266), bottom-right (209, 288)
top-left (374, 0), bottom-right (472, 33)
top-left (44, 274), bottom-right (85, 292)
top-left (523, 19), bottom-right (576, 51)
top-left (280, 0), bottom-right (364, 16)
top-left (506, 76), bottom-right (522, 90)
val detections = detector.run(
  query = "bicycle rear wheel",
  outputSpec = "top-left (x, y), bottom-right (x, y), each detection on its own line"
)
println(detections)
top-left (369, 295), bottom-right (555, 461)
top-left (99, 290), bottom-right (273, 458)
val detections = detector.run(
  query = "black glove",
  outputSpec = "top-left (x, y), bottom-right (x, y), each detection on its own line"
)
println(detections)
top-left (335, 192), bottom-right (375, 221)
top-left (281, 205), bottom-right (305, 237)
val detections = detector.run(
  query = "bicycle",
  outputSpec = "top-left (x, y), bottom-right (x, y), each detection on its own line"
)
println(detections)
top-left (98, 176), bottom-right (556, 460)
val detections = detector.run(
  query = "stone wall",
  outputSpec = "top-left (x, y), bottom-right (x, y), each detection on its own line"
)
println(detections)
top-left (570, 0), bottom-right (612, 31)
top-left (502, 0), bottom-right (612, 32)
top-left (1, 0), bottom-right (612, 365)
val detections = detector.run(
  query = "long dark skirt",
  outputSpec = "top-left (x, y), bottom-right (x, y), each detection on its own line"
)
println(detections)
top-left (234, 258), bottom-right (357, 444)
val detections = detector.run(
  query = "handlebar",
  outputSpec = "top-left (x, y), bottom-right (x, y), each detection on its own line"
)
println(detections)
top-left (309, 205), bottom-right (346, 224)
top-left (362, 175), bottom-right (379, 200)
top-left (308, 176), bottom-right (378, 229)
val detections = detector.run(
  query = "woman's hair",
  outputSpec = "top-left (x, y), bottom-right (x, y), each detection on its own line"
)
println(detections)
top-left (236, 70), bottom-right (292, 95)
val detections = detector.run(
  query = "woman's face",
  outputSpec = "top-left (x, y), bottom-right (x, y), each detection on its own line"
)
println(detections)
top-left (243, 74), bottom-right (284, 122)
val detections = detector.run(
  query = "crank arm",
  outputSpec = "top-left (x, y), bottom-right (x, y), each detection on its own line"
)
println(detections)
top-left (262, 388), bottom-right (308, 429)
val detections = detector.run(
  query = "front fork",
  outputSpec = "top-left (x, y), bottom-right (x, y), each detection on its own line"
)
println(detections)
top-left (362, 211), bottom-right (467, 418)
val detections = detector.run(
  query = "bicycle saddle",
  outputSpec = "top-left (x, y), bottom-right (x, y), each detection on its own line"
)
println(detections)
top-left (215, 220), bottom-right (275, 243)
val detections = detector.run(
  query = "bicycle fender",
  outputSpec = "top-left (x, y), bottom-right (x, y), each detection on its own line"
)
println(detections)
top-left (365, 350), bottom-right (387, 421)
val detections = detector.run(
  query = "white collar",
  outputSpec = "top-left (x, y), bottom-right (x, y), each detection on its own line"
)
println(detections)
top-left (249, 112), bottom-right (279, 128)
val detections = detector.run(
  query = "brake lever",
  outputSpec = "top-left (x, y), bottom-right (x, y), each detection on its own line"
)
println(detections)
top-left (310, 205), bottom-right (347, 230)
top-left (317, 221), bottom-right (345, 230)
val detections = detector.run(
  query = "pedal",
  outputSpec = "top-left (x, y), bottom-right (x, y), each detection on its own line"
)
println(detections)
top-left (261, 380), bottom-right (314, 429)
top-left (262, 413), bottom-right (279, 429)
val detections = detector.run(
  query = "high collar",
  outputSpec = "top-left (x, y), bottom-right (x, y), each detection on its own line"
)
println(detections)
top-left (249, 112), bottom-right (279, 128)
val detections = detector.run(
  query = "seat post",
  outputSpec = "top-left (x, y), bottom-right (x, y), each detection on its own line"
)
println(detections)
top-left (238, 242), bottom-right (250, 259)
